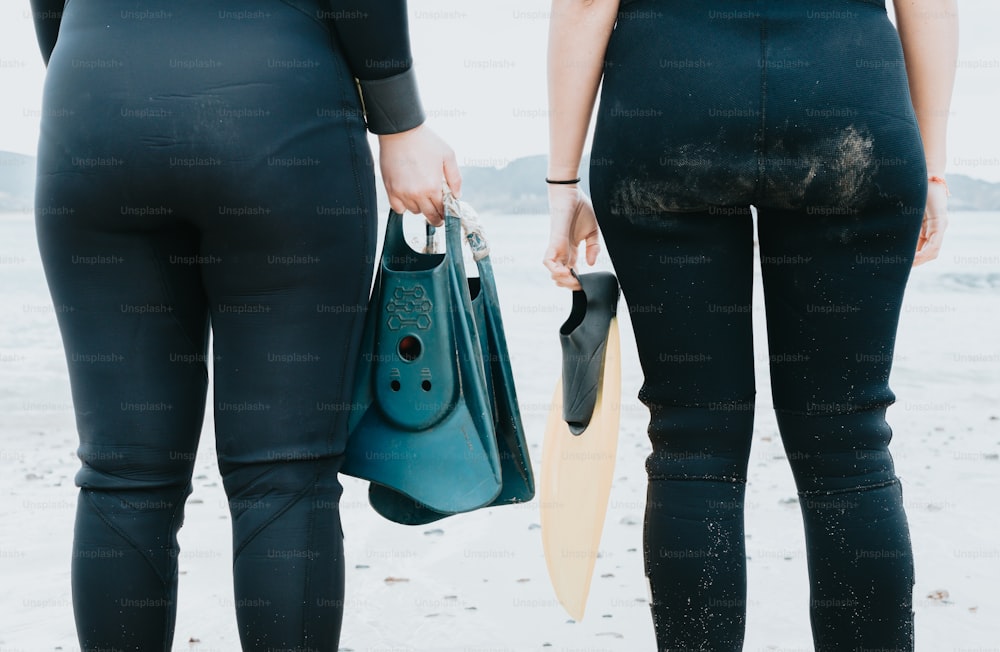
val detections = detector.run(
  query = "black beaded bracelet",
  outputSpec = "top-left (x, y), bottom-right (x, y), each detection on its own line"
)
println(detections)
top-left (545, 177), bottom-right (581, 185)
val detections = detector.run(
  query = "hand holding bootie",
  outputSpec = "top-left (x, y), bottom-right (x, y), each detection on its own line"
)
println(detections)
top-left (559, 270), bottom-right (620, 435)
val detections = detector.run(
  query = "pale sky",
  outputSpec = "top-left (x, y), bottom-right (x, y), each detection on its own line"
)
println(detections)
top-left (1, 0), bottom-right (998, 180)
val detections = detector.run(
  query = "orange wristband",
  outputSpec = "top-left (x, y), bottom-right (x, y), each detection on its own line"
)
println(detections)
top-left (928, 175), bottom-right (951, 196)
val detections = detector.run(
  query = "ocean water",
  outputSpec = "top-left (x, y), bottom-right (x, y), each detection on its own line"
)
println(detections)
top-left (1, 209), bottom-right (998, 650)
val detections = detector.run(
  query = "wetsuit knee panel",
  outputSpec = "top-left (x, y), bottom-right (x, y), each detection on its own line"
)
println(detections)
top-left (222, 458), bottom-right (344, 557)
top-left (776, 408), bottom-right (898, 494)
top-left (644, 401), bottom-right (754, 482)
top-left (75, 485), bottom-right (190, 586)
top-left (75, 441), bottom-right (197, 491)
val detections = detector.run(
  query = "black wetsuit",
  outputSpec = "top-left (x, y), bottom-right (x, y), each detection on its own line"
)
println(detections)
top-left (31, 1), bottom-right (423, 649)
top-left (592, 0), bottom-right (923, 650)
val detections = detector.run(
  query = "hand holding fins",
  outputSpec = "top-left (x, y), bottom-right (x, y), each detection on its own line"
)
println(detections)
top-left (343, 200), bottom-right (534, 525)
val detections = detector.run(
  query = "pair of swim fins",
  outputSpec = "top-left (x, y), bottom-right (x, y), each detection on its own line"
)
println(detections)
top-left (342, 208), bottom-right (534, 525)
top-left (541, 270), bottom-right (622, 621)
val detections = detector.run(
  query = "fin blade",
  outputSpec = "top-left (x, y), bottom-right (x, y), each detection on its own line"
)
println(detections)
top-left (540, 318), bottom-right (621, 621)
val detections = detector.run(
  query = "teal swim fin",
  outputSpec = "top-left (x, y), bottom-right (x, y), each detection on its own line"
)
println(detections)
top-left (470, 264), bottom-right (535, 508)
top-left (343, 210), bottom-right (503, 519)
top-left (369, 258), bottom-right (536, 525)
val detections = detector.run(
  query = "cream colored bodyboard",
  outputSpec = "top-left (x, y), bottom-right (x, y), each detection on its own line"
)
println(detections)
top-left (540, 318), bottom-right (622, 621)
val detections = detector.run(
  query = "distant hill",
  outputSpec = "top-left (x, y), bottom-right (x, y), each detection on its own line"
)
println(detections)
top-left (3, 149), bottom-right (1000, 213)
top-left (457, 154), bottom-right (560, 215)
top-left (948, 174), bottom-right (1000, 212)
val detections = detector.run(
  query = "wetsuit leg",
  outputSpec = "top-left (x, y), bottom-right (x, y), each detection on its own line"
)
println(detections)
top-left (200, 154), bottom-right (375, 650)
top-left (590, 2), bottom-right (762, 647)
top-left (589, 201), bottom-right (757, 651)
top-left (35, 0), bottom-right (375, 649)
top-left (757, 3), bottom-right (927, 648)
top-left (35, 186), bottom-right (210, 650)
top-left (758, 207), bottom-right (920, 651)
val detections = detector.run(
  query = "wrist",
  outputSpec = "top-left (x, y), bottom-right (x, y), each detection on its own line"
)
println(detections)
top-left (928, 175), bottom-right (951, 196)
top-left (923, 151), bottom-right (946, 179)
top-left (547, 163), bottom-right (581, 180)
top-left (377, 122), bottom-right (425, 142)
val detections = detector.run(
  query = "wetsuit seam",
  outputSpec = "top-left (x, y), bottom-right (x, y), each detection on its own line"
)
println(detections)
top-left (647, 473), bottom-right (747, 485)
top-left (797, 477), bottom-right (898, 497)
top-left (773, 402), bottom-right (893, 417)
top-left (755, 19), bottom-right (768, 204)
top-left (327, 39), bottom-right (367, 456)
top-left (83, 489), bottom-right (170, 588)
top-left (232, 482), bottom-right (312, 562)
top-left (337, 34), bottom-right (365, 213)
top-left (340, 222), bottom-right (373, 450)
top-left (277, 0), bottom-right (327, 28)
top-left (302, 474), bottom-right (317, 644)
top-left (162, 489), bottom-right (188, 651)
top-left (642, 397), bottom-right (756, 410)
top-left (147, 237), bottom-right (208, 373)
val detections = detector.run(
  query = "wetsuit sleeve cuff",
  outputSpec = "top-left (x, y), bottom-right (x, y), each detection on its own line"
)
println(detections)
top-left (357, 68), bottom-right (427, 135)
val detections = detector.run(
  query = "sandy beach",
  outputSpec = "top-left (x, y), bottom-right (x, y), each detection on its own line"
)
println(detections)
top-left (1, 208), bottom-right (998, 651)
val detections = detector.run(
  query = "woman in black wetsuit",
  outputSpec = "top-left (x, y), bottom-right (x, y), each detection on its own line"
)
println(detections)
top-left (30, 1), bottom-right (459, 649)
top-left (544, 0), bottom-right (957, 650)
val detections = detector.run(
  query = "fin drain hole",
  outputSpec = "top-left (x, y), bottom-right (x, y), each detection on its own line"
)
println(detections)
top-left (398, 335), bottom-right (422, 361)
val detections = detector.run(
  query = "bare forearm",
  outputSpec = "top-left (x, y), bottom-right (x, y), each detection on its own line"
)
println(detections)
top-left (547, 0), bottom-right (619, 180)
top-left (894, 0), bottom-right (959, 175)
